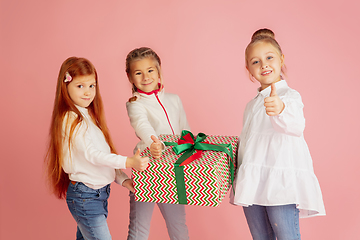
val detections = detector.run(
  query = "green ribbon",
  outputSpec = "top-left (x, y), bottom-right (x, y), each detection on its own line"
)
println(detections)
top-left (164, 130), bottom-right (235, 205)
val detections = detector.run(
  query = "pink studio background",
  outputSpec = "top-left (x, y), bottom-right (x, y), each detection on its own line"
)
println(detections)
top-left (1, 0), bottom-right (359, 239)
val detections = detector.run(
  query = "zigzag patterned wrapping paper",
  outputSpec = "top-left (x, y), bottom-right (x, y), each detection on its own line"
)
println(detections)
top-left (132, 134), bottom-right (239, 207)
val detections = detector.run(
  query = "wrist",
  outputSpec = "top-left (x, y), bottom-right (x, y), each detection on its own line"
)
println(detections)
top-left (125, 157), bottom-right (132, 168)
top-left (122, 179), bottom-right (130, 186)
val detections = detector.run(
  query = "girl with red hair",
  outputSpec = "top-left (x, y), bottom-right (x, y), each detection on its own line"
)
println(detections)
top-left (45, 57), bottom-right (149, 239)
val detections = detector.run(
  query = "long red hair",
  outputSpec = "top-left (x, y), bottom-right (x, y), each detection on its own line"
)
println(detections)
top-left (45, 57), bottom-right (118, 199)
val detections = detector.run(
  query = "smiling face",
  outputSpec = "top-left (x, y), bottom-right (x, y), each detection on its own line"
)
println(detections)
top-left (128, 57), bottom-right (160, 93)
top-left (246, 41), bottom-right (284, 91)
top-left (67, 74), bottom-right (96, 108)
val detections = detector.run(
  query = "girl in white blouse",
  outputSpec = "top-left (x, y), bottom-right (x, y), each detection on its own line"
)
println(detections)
top-left (45, 57), bottom-right (149, 240)
top-left (231, 29), bottom-right (325, 240)
top-left (125, 47), bottom-right (190, 240)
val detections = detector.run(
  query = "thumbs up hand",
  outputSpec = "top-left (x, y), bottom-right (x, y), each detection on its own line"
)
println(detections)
top-left (264, 83), bottom-right (285, 116)
top-left (126, 149), bottom-right (149, 171)
top-left (150, 135), bottom-right (162, 159)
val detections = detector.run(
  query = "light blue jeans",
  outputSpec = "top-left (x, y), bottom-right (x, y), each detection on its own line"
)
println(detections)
top-left (243, 204), bottom-right (301, 240)
top-left (66, 182), bottom-right (112, 240)
top-left (127, 192), bottom-right (189, 240)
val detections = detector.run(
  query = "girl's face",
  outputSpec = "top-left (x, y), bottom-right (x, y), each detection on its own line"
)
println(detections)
top-left (67, 74), bottom-right (96, 108)
top-left (246, 41), bottom-right (284, 91)
top-left (128, 57), bottom-right (160, 93)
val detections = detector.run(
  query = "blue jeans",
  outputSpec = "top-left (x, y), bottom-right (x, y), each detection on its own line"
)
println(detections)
top-left (127, 192), bottom-right (189, 240)
top-left (66, 182), bottom-right (112, 240)
top-left (243, 204), bottom-right (301, 240)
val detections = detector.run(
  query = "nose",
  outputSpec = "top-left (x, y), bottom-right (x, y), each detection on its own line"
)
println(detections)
top-left (143, 72), bottom-right (150, 81)
top-left (84, 88), bottom-right (91, 96)
top-left (261, 64), bottom-right (268, 69)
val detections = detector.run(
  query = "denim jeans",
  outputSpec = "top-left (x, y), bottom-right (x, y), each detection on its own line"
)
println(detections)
top-left (66, 182), bottom-right (112, 240)
top-left (127, 192), bottom-right (189, 240)
top-left (243, 204), bottom-right (301, 240)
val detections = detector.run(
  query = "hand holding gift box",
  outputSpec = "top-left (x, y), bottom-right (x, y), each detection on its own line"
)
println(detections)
top-left (132, 130), bottom-right (238, 207)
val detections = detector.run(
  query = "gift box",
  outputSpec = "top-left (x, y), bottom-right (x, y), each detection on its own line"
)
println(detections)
top-left (132, 130), bottom-right (238, 207)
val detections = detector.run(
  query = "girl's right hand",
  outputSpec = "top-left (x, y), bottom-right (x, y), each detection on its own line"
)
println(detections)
top-left (264, 83), bottom-right (285, 116)
top-left (126, 149), bottom-right (149, 171)
top-left (150, 135), bottom-right (162, 159)
top-left (122, 179), bottom-right (135, 193)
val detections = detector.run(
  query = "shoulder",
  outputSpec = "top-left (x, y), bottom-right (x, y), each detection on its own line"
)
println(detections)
top-left (126, 98), bottom-right (147, 114)
top-left (63, 110), bottom-right (88, 129)
top-left (164, 92), bottom-right (179, 97)
top-left (64, 111), bottom-right (78, 124)
top-left (277, 85), bottom-right (304, 108)
top-left (281, 86), bottom-right (302, 100)
top-left (163, 92), bottom-right (182, 102)
top-left (63, 111), bottom-right (80, 134)
top-left (126, 97), bottom-right (146, 107)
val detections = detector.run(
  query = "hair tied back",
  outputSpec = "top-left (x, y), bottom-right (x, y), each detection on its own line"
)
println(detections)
top-left (251, 28), bottom-right (275, 41)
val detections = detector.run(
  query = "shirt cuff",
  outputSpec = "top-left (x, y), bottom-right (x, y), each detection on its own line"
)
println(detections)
top-left (114, 169), bottom-right (130, 185)
top-left (117, 155), bottom-right (127, 169)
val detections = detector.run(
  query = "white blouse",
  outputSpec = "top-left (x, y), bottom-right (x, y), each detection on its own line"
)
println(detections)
top-left (62, 105), bottom-right (129, 189)
top-left (126, 89), bottom-right (190, 152)
top-left (231, 80), bottom-right (325, 218)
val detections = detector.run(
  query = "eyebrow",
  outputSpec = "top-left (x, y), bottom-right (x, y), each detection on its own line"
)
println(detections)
top-left (133, 66), bottom-right (155, 72)
top-left (74, 80), bottom-right (96, 85)
top-left (249, 51), bottom-right (276, 61)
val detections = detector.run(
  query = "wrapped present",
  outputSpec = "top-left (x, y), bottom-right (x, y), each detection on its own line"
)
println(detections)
top-left (132, 130), bottom-right (238, 207)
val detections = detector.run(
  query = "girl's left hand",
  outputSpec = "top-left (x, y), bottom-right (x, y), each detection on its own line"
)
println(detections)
top-left (122, 179), bottom-right (135, 193)
top-left (264, 83), bottom-right (285, 116)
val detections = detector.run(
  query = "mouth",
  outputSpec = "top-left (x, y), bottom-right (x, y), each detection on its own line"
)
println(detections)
top-left (261, 70), bottom-right (272, 76)
top-left (142, 81), bottom-right (154, 86)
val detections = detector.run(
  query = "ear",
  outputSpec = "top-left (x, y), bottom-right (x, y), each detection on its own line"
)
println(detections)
top-left (281, 54), bottom-right (285, 66)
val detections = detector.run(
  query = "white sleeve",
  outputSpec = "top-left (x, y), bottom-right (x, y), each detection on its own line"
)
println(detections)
top-left (270, 90), bottom-right (305, 137)
top-left (126, 101), bottom-right (157, 148)
top-left (69, 115), bottom-right (127, 169)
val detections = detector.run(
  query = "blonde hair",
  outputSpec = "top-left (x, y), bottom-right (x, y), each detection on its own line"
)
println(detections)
top-left (45, 57), bottom-right (118, 199)
top-left (125, 47), bottom-right (163, 102)
top-left (245, 28), bottom-right (287, 79)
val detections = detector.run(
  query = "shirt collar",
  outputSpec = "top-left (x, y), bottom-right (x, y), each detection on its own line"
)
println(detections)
top-left (257, 80), bottom-right (288, 97)
top-left (134, 84), bottom-right (164, 99)
top-left (136, 83), bottom-right (162, 95)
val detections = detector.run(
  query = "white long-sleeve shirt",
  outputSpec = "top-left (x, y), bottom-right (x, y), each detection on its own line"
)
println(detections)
top-left (126, 89), bottom-right (190, 152)
top-left (231, 80), bottom-right (325, 218)
top-left (62, 105), bottom-right (129, 189)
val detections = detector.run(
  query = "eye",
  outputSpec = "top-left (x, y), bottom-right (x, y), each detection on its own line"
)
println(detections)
top-left (135, 72), bottom-right (141, 76)
top-left (90, 84), bottom-right (96, 88)
top-left (267, 56), bottom-right (273, 60)
top-left (77, 85), bottom-right (83, 88)
top-left (252, 60), bottom-right (259, 65)
top-left (148, 69), bottom-right (154, 73)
